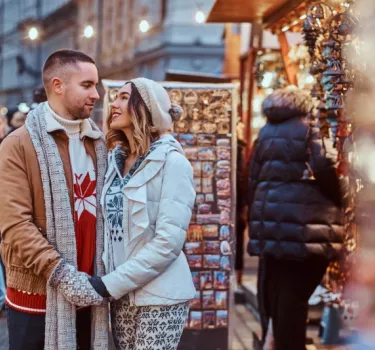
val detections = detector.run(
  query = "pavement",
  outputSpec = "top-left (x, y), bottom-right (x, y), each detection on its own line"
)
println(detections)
top-left (0, 309), bottom-right (8, 350)
top-left (0, 298), bottom-right (357, 350)
top-left (0, 237), bottom-right (356, 350)
top-left (239, 253), bottom-right (357, 350)
top-left (0, 302), bottom-right (257, 350)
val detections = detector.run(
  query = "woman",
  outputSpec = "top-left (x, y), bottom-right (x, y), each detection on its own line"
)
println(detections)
top-left (247, 88), bottom-right (347, 350)
top-left (90, 78), bottom-right (196, 350)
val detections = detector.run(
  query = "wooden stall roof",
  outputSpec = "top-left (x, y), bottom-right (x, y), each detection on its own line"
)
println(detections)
top-left (207, 0), bottom-right (305, 26)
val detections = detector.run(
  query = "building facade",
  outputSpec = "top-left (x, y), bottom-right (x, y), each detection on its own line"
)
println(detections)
top-left (0, 0), bottom-right (224, 116)
top-left (0, 0), bottom-right (76, 109)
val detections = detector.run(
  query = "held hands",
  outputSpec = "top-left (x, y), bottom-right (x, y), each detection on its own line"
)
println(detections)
top-left (88, 276), bottom-right (111, 298)
top-left (49, 261), bottom-right (104, 307)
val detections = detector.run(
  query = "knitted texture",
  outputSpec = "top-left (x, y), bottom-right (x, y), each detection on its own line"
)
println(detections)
top-left (25, 103), bottom-right (108, 350)
top-left (130, 77), bottom-right (173, 131)
top-left (49, 262), bottom-right (103, 307)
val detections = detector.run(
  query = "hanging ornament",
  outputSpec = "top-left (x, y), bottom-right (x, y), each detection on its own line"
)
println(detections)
top-left (324, 59), bottom-right (345, 76)
top-left (326, 91), bottom-right (345, 110)
top-left (330, 12), bottom-right (359, 44)
top-left (303, 17), bottom-right (321, 57)
top-left (311, 83), bottom-right (325, 99)
top-left (307, 2), bottom-right (333, 28)
top-left (254, 60), bottom-right (265, 89)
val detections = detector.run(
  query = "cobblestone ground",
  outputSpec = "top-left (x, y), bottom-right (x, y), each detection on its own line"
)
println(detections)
top-left (0, 304), bottom-right (256, 350)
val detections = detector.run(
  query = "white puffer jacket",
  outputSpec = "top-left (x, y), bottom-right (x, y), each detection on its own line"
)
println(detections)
top-left (101, 134), bottom-right (196, 305)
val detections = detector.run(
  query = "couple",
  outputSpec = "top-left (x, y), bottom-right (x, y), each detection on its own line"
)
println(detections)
top-left (0, 49), bottom-right (196, 350)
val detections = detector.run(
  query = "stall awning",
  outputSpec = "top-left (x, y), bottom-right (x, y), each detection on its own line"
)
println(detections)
top-left (207, 0), bottom-right (305, 26)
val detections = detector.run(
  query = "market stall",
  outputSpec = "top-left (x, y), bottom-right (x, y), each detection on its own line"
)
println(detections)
top-left (208, 0), bottom-right (360, 345)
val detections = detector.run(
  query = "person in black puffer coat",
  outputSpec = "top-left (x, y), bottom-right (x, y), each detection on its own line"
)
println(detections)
top-left (247, 88), bottom-right (348, 350)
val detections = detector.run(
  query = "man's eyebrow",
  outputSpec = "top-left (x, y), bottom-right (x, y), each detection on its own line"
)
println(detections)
top-left (80, 80), bottom-right (96, 85)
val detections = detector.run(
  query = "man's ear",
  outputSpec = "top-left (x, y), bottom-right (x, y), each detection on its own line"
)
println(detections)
top-left (51, 77), bottom-right (64, 95)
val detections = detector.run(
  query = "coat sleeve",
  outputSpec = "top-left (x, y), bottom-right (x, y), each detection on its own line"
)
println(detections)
top-left (0, 135), bottom-right (61, 280)
top-left (308, 127), bottom-right (349, 208)
top-left (102, 151), bottom-right (195, 299)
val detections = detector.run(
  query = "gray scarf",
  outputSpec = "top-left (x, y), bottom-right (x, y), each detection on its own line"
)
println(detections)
top-left (25, 103), bottom-right (108, 350)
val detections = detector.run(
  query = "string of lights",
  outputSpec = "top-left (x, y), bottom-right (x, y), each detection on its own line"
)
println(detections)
top-left (79, 5), bottom-right (208, 37)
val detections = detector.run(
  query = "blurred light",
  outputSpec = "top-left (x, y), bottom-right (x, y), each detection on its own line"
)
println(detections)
top-left (367, 151), bottom-right (375, 182)
top-left (18, 103), bottom-right (30, 113)
top-left (282, 26), bottom-right (290, 32)
top-left (0, 107), bottom-right (8, 115)
top-left (253, 96), bottom-right (262, 113)
top-left (195, 10), bottom-right (205, 24)
top-left (305, 75), bottom-right (315, 84)
top-left (139, 20), bottom-right (150, 33)
top-left (292, 19), bottom-right (299, 26)
top-left (252, 116), bottom-right (266, 129)
top-left (261, 72), bottom-right (274, 88)
top-left (84, 25), bottom-right (94, 38)
top-left (300, 14), bottom-right (307, 20)
top-left (28, 27), bottom-right (39, 41)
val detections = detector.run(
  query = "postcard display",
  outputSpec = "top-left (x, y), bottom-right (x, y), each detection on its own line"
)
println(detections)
top-left (102, 81), bottom-right (238, 350)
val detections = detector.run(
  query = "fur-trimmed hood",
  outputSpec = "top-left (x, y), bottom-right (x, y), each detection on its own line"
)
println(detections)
top-left (262, 88), bottom-right (313, 123)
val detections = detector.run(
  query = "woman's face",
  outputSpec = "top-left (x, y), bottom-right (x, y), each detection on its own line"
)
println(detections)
top-left (110, 83), bottom-right (132, 130)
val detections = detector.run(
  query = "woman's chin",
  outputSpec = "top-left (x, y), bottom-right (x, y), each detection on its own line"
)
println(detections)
top-left (110, 121), bottom-right (122, 130)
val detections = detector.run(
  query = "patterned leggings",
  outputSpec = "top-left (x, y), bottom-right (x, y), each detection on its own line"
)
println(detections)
top-left (110, 295), bottom-right (189, 350)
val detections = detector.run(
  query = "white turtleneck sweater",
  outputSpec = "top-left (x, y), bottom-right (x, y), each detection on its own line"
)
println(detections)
top-left (46, 103), bottom-right (97, 274)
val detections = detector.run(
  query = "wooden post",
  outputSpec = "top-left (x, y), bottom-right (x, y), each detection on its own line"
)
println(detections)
top-left (223, 23), bottom-right (241, 77)
top-left (278, 32), bottom-right (298, 86)
top-left (245, 48), bottom-right (256, 158)
top-left (244, 20), bottom-right (263, 157)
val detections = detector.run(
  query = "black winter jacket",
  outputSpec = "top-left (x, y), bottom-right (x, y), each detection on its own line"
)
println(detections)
top-left (247, 114), bottom-right (347, 261)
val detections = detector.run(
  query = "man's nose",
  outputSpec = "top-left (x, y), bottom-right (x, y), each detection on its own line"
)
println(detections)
top-left (91, 88), bottom-right (100, 100)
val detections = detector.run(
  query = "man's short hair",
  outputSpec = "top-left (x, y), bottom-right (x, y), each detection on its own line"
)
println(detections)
top-left (42, 49), bottom-right (95, 93)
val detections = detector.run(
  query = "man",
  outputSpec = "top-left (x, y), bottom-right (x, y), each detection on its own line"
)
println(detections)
top-left (0, 50), bottom-right (108, 350)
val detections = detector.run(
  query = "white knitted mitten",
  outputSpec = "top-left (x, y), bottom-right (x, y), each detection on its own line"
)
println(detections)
top-left (49, 261), bottom-right (103, 307)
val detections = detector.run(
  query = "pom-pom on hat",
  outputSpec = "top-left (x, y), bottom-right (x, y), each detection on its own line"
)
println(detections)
top-left (129, 77), bottom-right (183, 131)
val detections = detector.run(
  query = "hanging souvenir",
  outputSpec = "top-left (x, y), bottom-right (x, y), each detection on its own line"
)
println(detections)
top-left (175, 119), bottom-right (190, 133)
top-left (184, 90), bottom-right (199, 105)
top-left (190, 121), bottom-right (203, 133)
top-left (202, 121), bottom-right (217, 134)
top-left (169, 89), bottom-right (183, 104)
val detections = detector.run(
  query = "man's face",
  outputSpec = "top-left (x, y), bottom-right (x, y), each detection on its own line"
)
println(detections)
top-left (62, 62), bottom-right (100, 120)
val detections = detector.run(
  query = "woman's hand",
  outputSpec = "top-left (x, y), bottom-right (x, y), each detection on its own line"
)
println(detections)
top-left (88, 275), bottom-right (112, 298)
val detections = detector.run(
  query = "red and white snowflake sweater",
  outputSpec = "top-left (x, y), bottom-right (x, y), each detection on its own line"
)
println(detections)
top-left (6, 107), bottom-right (98, 314)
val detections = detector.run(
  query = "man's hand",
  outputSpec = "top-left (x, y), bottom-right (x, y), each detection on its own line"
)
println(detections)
top-left (49, 261), bottom-right (103, 307)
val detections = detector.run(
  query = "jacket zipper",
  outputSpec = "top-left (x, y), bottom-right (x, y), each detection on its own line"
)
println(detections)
top-left (129, 292), bottom-right (136, 306)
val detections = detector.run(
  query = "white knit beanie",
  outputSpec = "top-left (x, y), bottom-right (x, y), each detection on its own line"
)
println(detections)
top-left (129, 77), bottom-right (183, 131)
